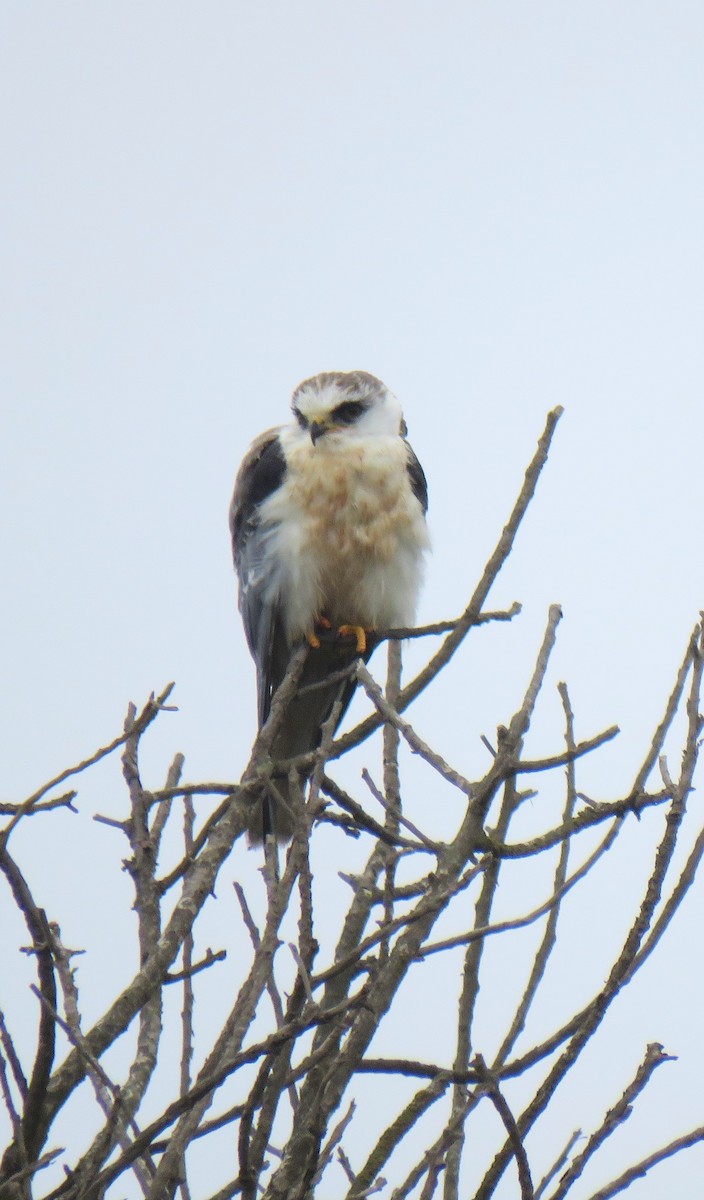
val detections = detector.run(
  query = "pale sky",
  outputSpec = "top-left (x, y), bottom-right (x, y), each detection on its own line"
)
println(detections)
top-left (2, 4), bottom-right (704, 1197)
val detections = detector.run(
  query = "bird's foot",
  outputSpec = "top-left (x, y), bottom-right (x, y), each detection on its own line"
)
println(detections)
top-left (306, 616), bottom-right (333, 649)
top-left (337, 624), bottom-right (371, 654)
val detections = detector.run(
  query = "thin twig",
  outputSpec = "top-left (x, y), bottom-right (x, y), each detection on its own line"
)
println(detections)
top-left (582, 1125), bottom-right (704, 1200)
top-left (533, 1130), bottom-right (582, 1199)
top-left (321, 775), bottom-right (425, 850)
top-left (0, 1011), bottom-right (28, 1102)
top-left (547, 1042), bottom-right (675, 1200)
top-left (179, 786), bottom-right (196, 1120)
top-left (361, 769), bottom-right (440, 853)
top-left (388, 1090), bottom-right (472, 1200)
top-left (494, 681), bottom-right (580, 1067)
top-left (356, 661), bottom-right (475, 795)
top-left (380, 640), bottom-right (403, 968)
top-left (0, 1040), bottom-right (25, 1165)
top-left (0, 792), bottom-right (77, 818)
top-left (312, 1100), bottom-right (356, 1187)
top-left (2, 684), bottom-right (175, 847)
top-left (420, 823), bottom-right (617, 959)
top-left (166, 948), bottom-right (227, 985)
top-left (375, 603), bottom-right (522, 642)
top-left (474, 1054), bottom-right (533, 1199)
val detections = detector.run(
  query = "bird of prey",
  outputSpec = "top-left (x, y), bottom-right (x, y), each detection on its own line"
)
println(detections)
top-left (230, 370), bottom-right (429, 842)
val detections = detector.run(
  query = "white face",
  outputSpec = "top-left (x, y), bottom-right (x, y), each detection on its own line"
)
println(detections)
top-left (291, 372), bottom-right (405, 441)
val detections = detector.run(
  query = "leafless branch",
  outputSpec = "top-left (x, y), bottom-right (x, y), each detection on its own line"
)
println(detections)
top-left (581, 1124), bottom-right (704, 1200)
top-left (4, 410), bottom-right (703, 1200)
top-left (0, 792), bottom-right (77, 818)
top-left (374, 601), bottom-right (522, 642)
top-left (0, 1012), bottom-right (28, 1104)
top-left (1, 684), bottom-right (176, 847)
top-left (547, 1042), bottom-right (675, 1199)
top-left (533, 1130), bottom-right (582, 1199)
top-left (473, 1054), bottom-right (533, 1199)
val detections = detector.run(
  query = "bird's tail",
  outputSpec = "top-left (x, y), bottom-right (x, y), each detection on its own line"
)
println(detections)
top-left (246, 638), bottom-right (374, 844)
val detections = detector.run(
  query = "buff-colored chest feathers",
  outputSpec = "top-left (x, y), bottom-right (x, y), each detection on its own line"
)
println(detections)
top-left (283, 435), bottom-right (421, 562)
top-left (257, 434), bottom-right (428, 635)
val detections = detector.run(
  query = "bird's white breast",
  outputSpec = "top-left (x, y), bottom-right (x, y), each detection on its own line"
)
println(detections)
top-left (258, 431), bottom-right (429, 641)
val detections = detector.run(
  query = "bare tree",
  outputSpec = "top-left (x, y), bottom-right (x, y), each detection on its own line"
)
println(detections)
top-left (2, 407), bottom-right (703, 1200)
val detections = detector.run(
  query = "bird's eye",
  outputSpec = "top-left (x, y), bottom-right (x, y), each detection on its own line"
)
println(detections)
top-left (293, 408), bottom-right (307, 430)
top-left (333, 400), bottom-right (365, 425)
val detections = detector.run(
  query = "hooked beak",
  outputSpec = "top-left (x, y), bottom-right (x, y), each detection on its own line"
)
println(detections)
top-left (309, 421), bottom-right (328, 445)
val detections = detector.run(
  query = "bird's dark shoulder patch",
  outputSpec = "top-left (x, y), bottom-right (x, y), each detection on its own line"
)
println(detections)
top-left (230, 429), bottom-right (286, 564)
top-left (405, 443), bottom-right (428, 513)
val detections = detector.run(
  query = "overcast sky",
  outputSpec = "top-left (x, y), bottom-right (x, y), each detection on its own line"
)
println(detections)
top-left (2, 3), bottom-right (704, 1197)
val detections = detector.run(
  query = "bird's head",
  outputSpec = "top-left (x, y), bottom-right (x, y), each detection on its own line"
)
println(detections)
top-left (290, 371), bottom-right (405, 444)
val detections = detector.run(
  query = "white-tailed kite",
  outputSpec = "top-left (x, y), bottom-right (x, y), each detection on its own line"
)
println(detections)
top-left (230, 370), bottom-right (429, 841)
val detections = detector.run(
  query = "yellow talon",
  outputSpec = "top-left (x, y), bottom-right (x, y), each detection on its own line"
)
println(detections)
top-left (337, 624), bottom-right (368, 654)
top-left (306, 616), bottom-right (333, 649)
